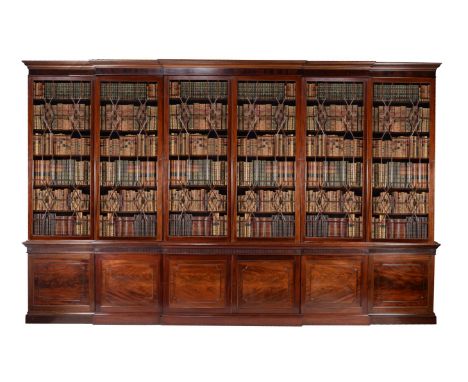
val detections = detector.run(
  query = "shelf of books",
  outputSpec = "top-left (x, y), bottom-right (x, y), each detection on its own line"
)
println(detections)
top-left (372, 82), bottom-right (430, 239)
top-left (31, 80), bottom-right (92, 237)
top-left (304, 82), bottom-right (364, 239)
top-left (99, 81), bottom-right (158, 237)
top-left (236, 81), bottom-right (296, 238)
top-left (168, 80), bottom-right (229, 237)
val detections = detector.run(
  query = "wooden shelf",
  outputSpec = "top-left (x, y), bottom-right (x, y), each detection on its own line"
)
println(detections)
top-left (101, 155), bottom-right (158, 160)
top-left (306, 211), bottom-right (362, 215)
top-left (169, 154), bottom-right (227, 159)
top-left (33, 154), bottom-right (90, 159)
top-left (373, 100), bottom-right (430, 106)
top-left (237, 129), bottom-right (296, 135)
top-left (33, 128), bottom-right (91, 134)
top-left (372, 131), bottom-right (429, 137)
top-left (100, 129), bottom-right (157, 135)
top-left (372, 157), bottom-right (429, 162)
top-left (169, 128), bottom-right (227, 134)
top-left (169, 183), bottom-right (227, 189)
top-left (306, 185), bottom-right (362, 191)
top-left (100, 185), bottom-right (157, 190)
top-left (306, 156), bottom-right (362, 160)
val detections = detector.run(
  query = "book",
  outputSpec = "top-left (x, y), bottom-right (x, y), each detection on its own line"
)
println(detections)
top-left (34, 81), bottom-right (91, 100)
top-left (307, 161), bottom-right (362, 188)
top-left (237, 214), bottom-right (294, 238)
top-left (306, 214), bottom-right (362, 238)
top-left (307, 104), bottom-right (363, 132)
top-left (307, 82), bottom-right (363, 101)
top-left (238, 82), bottom-right (295, 100)
top-left (169, 213), bottom-right (227, 236)
top-left (170, 81), bottom-right (228, 99)
top-left (101, 82), bottom-right (157, 101)
top-left (100, 213), bottom-right (156, 237)
top-left (237, 160), bottom-right (295, 187)
top-left (372, 216), bottom-right (427, 239)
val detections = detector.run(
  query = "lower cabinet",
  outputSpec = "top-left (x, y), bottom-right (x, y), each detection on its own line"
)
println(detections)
top-left (369, 254), bottom-right (434, 316)
top-left (28, 253), bottom-right (94, 319)
top-left (301, 255), bottom-right (366, 314)
top-left (163, 255), bottom-right (300, 314)
top-left (164, 255), bottom-right (231, 313)
top-left (25, 248), bottom-right (437, 324)
top-left (95, 254), bottom-right (161, 313)
top-left (235, 257), bottom-right (299, 313)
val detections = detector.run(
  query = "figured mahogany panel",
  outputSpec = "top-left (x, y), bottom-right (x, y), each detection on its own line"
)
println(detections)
top-left (29, 254), bottom-right (94, 312)
top-left (369, 254), bottom-right (434, 314)
top-left (96, 254), bottom-right (160, 312)
top-left (302, 255), bottom-right (365, 313)
top-left (165, 256), bottom-right (230, 312)
top-left (236, 257), bottom-right (298, 313)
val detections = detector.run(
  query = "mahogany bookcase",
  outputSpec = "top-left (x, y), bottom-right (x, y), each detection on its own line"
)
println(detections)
top-left (23, 60), bottom-right (440, 325)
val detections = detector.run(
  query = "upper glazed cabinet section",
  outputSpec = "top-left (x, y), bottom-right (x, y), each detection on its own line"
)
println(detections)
top-left (236, 80), bottom-right (298, 239)
top-left (31, 80), bottom-right (92, 238)
top-left (26, 61), bottom-right (439, 242)
top-left (371, 82), bottom-right (431, 240)
top-left (304, 81), bottom-right (364, 239)
top-left (99, 80), bottom-right (160, 238)
top-left (168, 80), bottom-right (229, 238)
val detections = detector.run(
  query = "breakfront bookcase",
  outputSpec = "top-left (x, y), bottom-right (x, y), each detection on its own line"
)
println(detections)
top-left (24, 60), bottom-right (440, 325)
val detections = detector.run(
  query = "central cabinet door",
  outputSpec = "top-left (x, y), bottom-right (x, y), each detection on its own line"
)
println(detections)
top-left (235, 256), bottom-right (300, 313)
top-left (301, 255), bottom-right (366, 314)
top-left (164, 255), bottom-right (231, 313)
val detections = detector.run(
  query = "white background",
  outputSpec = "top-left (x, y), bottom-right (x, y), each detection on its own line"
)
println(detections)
top-left (0, 0), bottom-right (466, 381)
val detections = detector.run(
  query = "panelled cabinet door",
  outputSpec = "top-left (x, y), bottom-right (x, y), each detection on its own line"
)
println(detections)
top-left (301, 255), bottom-right (366, 314)
top-left (164, 255), bottom-right (230, 313)
top-left (369, 254), bottom-right (434, 315)
top-left (29, 254), bottom-right (94, 312)
top-left (96, 254), bottom-right (161, 312)
top-left (235, 257), bottom-right (299, 313)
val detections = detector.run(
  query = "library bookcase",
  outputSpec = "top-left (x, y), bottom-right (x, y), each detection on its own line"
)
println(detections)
top-left (23, 60), bottom-right (440, 325)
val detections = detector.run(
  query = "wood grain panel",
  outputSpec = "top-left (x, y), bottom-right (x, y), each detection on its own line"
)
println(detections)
top-left (369, 254), bottom-right (434, 314)
top-left (302, 256), bottom-right (365, 313)
top-left (96, 254), bottom-right (160, 312)
top-left (236, 258), bottom-right (298, 313)
top-left (165, 256), bottom-right (230, 312)
top-left (29, 254), bottom-right (93, 312)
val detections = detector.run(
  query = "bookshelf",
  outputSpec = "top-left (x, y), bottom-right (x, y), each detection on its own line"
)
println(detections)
top-left (31, 81), bottom-right (92, 237)
top-left (236, 81), bottom-right (297, 238)
top-left (98, 80), bottom-right (159, 238)
top-left (24, 60), bottom-right (440, 326)
top-left (304, 81), bottom-right (364, 239)
top-left (168, 80), bottom-right (229, 238)
top-left (371, 82), bottom-right (431, 240)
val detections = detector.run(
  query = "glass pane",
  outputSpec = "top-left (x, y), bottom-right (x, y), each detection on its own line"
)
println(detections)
top-left (372, 83), bottom-right (430, 239)
top-left (236, 81), bottom-right (296, 238)
top-left (168, 80), bottom-right (228, 237)
top-left (305, 82), bottom-right (364, 238)
top-left (99, 82), bottom-right (158, 237)
top-left (32, 81), bottom-right (91, 236)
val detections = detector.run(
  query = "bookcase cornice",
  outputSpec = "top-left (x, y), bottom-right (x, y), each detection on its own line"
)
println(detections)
top-left (22, 60), bottom-right (441, 77)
